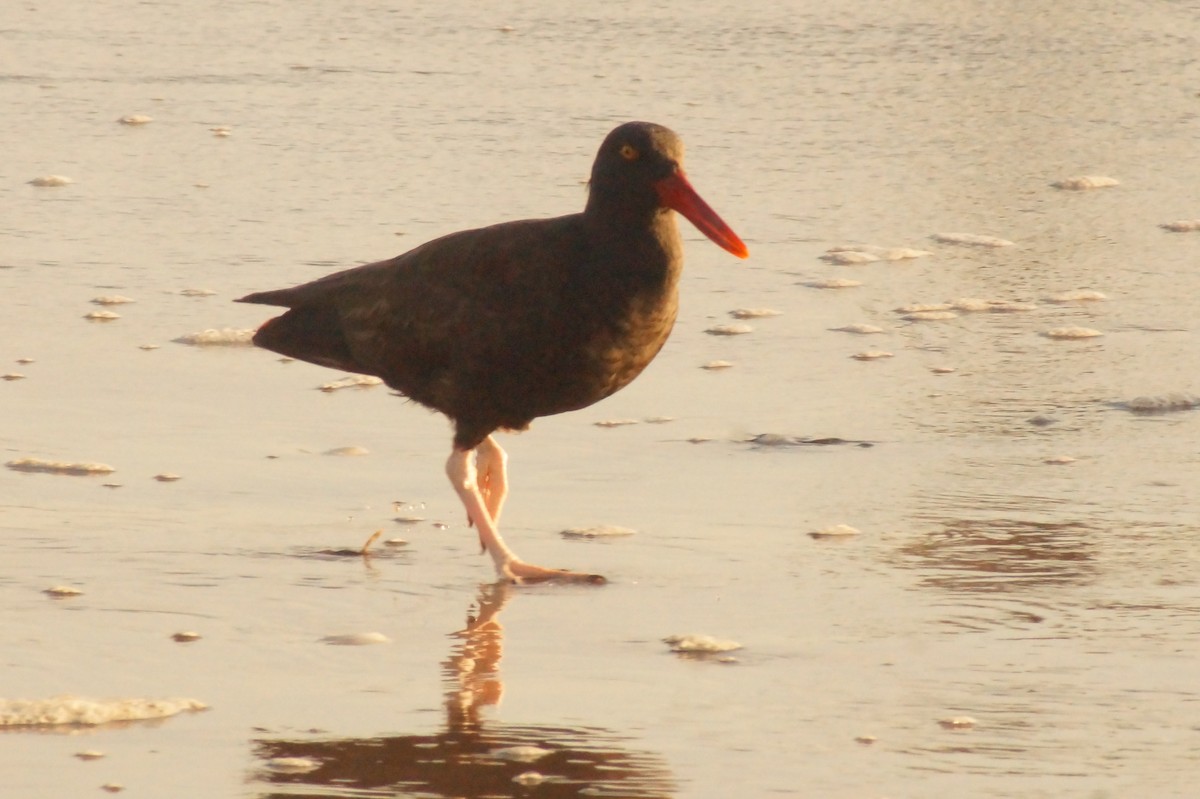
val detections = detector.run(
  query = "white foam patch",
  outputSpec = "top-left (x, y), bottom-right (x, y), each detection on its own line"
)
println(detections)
top-left (173, 328), bottom-right (255, 346)
top-left (729, 308), bottom-right (780, 319)
top-left (831, 323), bottom-right (884, 334)
top-left (1161, 219), bottom-right (1200, 232)
top-left (932, 232), bottom-right (1014, 248)
top-left (825, 245), bottom-right (931, 261)
top-left (560, 526), bottom-right (636, 539)
top-left (491, 745), bottom-right (552, 763)
top-left (323, 446), bottom-right (369, 456)
top-left (949, 297), bottom-right (992, 312)
top-left (7, 458), bottom-right (115, 476)
top-left (701, 360), bottom-right (734, 370)
top-left (1052, 175), bottom-right (1119, 190)
top-left (28, 175), bottom-right (72, 187)
top-left (850, 350), bottom-right (893, 361)
top-left (1123, 393), bottom-right (1200, 413)
top-left (117, 115), bottom-right (153, 126)
top-left (804, 278), bottom-right (862, 289)
top-left (947, 298), bottom-right (1038, 313)
top-left (0, 696), bottom-right (207, 728)
top-left (809, 524), bottom-right (862, 539)
top-left (749, 434), bottom-right (794, 447)
top-left (178, 288), bottom-right (217, 297)
top-left (263, 757), bottom-right (321, 774)
top-left (91, 295), bottom-right (135, 305)
top-left (820, 250), bottom-right (879, 265)
top-left (1044, 327), bottom-right (1103, 339)
top-left (876, 247), bottom-right (932, 260)
top-left (938, 716), bottom-right (978, 729)
top-left (594, 419), bottom-right (638, 427)
top-left (705, 323), bottom-right (752, 336)
top-left (319, 375), bottom-right (382, 392)
top-left (85, 310), bottom-right (121, 321)
top-left (663, 634), bottom-right (742, 653)
top-left (1045, 290), bottom-right (1107, 304)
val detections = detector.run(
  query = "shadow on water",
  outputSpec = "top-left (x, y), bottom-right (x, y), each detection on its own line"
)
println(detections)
top-left (250, 583), bottom-right (675, 799)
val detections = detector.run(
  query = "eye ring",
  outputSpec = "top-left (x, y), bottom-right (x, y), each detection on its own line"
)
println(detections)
top-left (619, 143), bottom-right (639, 161)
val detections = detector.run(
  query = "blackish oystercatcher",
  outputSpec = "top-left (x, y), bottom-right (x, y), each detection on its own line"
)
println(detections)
top-left (238, 121), bottom-right (748, 583)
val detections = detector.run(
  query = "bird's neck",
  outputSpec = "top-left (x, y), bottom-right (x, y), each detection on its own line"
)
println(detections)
top-left (582, 198), bottom-right (682, 264)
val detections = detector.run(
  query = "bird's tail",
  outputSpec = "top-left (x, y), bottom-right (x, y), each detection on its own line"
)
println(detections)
top-left (249, 305), bottom-right (366, 374)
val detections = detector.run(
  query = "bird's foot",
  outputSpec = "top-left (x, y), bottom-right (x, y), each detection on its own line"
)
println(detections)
top-left (501, 558), bottom-right (606, 586)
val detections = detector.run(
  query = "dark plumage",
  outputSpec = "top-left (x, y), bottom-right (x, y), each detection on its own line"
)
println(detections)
top-left (238, 121), bottom-right (747, 583)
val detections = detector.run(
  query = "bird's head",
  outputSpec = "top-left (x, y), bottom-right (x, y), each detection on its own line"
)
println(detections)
top-left (588, 122), bottom-right (748, 259)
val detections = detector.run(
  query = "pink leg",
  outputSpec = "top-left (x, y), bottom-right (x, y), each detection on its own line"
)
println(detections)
top-left (444, 446), bottom-right (604, 585)
top-left (475, 435), bottom-right (508, 526)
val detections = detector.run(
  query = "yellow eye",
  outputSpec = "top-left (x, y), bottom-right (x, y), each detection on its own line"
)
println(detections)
top-left (619, 143), bottom-right (639, 161)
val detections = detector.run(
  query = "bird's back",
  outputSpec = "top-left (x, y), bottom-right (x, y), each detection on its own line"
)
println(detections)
top-left (239, 212), bottom-right (682, 447)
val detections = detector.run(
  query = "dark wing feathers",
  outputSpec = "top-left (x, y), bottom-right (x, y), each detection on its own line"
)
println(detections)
top-left (237, 216), bottom-right (591, 428)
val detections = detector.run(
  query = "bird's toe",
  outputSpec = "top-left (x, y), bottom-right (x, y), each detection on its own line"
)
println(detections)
top-left (502, 560), bottom-right (606, 586)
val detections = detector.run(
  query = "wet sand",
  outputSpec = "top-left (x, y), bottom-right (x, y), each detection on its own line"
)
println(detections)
top-left (5, 1), bottom-right (1200, 797)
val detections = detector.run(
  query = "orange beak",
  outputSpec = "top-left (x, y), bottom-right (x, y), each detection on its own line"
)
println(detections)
top-left (654, 170), bottom-right (749, 259)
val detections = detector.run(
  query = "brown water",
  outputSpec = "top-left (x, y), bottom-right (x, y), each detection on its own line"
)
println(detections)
top-left (4, 1), bottom-right (1200, 796)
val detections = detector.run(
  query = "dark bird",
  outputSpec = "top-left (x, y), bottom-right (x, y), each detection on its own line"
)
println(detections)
top-left (237, 121), bottom-right (748, 584)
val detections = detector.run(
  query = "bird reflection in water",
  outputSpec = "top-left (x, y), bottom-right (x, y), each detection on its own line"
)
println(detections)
top-left (251, 582), bottom-right (675, 799)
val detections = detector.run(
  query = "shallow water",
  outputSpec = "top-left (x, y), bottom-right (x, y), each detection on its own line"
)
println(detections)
top-left (4, 1), bottom-right (1200, 797)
